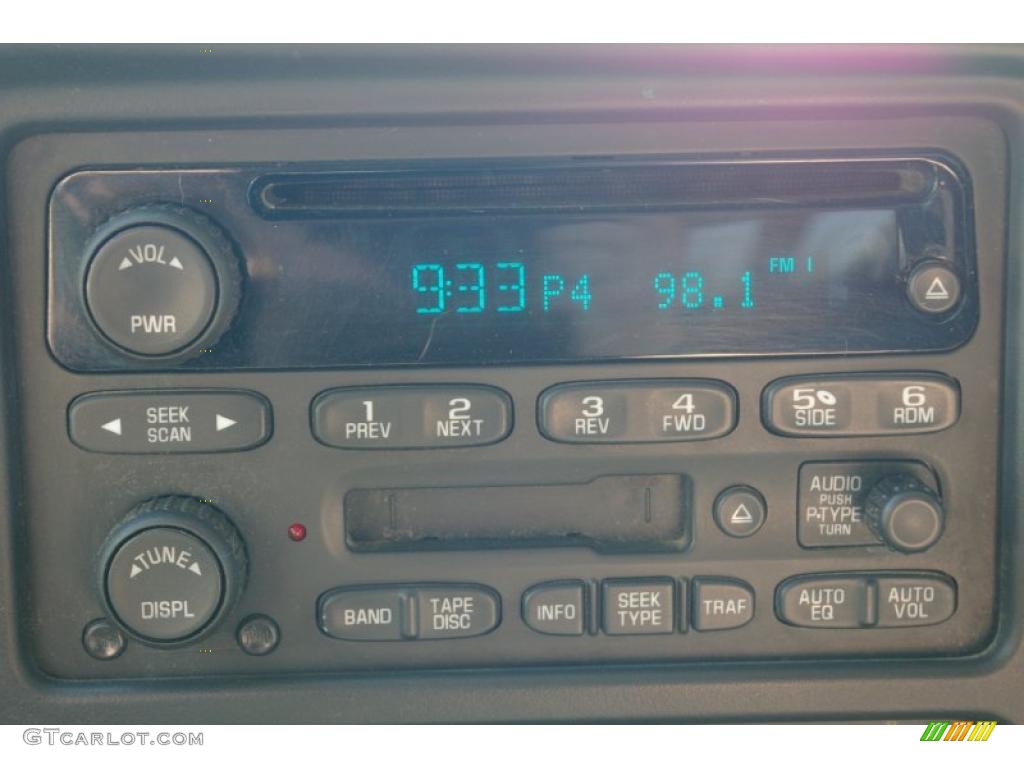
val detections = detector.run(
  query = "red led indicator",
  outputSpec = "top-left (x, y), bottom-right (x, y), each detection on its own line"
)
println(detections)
top-left (287, 523), bottom-right (307, 542)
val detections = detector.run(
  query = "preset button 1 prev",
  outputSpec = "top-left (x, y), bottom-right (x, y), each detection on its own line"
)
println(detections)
top-left (312, 385), bottom-right (512, 449)
top-left (68, 390), bottom-right (271, 454)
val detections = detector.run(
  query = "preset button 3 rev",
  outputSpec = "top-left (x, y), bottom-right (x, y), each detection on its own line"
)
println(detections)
top-left (539, 380), bottom-right (736, 443)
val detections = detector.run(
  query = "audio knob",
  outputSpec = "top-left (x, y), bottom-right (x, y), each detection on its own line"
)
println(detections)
top-left (98, 496), bottom-right (248, 646)
top-left (83, 206), bottom-right (242, 361)
top-left (864, 474), bottom-right (945, 553)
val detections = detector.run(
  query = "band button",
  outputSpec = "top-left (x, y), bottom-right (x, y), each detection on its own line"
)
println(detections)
top-left (318, 587), bottom-right (409, 641)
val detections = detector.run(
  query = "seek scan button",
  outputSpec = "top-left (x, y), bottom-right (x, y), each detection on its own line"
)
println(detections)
top-left (68, 389), bottom-right (271, 454)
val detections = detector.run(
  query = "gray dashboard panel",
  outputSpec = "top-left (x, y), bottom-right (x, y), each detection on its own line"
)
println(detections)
top-left (0, 45), bottom-right (1022, 723)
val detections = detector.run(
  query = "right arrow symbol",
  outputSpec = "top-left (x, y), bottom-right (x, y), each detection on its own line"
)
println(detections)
top-left (731, 503), bottom-right (754, 524)
top-left (101, 418), bottom-right (123, 436)
top-left (215, 414), bottom-right (237, 432)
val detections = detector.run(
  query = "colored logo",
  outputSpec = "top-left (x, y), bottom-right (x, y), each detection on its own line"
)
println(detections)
top-left (920, 721), bottom-right (997, 741)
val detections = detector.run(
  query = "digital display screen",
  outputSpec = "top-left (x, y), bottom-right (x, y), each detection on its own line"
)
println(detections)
top-left (49, 160), bottom-right (977, 370)
top-left (269, 207), bottom-right (912, 364)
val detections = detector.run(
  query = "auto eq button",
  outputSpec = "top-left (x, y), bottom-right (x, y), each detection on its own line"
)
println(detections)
top-left (776, 575), bottom-right (872, 628)
top-left (69, 390), bottom-right (271, 453)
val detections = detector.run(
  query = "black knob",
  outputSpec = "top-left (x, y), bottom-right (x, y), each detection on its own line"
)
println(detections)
top-left (83, 206), bottom-right (242, 361)
top-left (98, 496), bottom-right (248, 647)
top-left (865, 474), bottom-right (945, 553)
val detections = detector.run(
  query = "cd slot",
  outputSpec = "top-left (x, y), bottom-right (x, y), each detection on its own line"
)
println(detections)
top-left (344, 474), bottom-right (691, 553)
top-left (252, 158), bottom-right (937, 218)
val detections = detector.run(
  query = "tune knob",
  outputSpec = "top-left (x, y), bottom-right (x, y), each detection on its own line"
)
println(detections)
top-left (83, 206), bottom-right (242, 361)
top-left (864, 474), bottom-right (945, 553)
top-left (98, 496), bottom-right (248, 646)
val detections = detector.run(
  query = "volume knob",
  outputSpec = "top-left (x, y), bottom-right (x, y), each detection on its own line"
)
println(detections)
top-left (98, 496), bottom-right (248, 646)
top-left (83, 206), bottom-right (242, 361)
top-left (864, 474), bottom-right (945, 553)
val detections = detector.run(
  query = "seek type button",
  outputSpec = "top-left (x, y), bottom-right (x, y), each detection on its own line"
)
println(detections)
top-left (602, 579), bottom-right (675, 635)
top-left (68, 390), bottom-right (271, 454)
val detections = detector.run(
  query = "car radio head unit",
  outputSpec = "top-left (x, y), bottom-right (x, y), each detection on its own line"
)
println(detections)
top-left (14, 122), bottom-right (1001, 682)
top-left (48, 156), bottom-right (976, 370)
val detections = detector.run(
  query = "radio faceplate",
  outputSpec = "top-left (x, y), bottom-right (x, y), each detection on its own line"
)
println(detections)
top-left (8, 117), bottom-right (1005, 680)
top-left (48, 156), bottom-right (977, 372)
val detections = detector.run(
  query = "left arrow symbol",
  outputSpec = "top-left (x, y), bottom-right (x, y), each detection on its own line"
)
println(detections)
top-left (129, 564), bottom-right (142, 578)
top-left (101, 418), bottom-right (122, 436)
